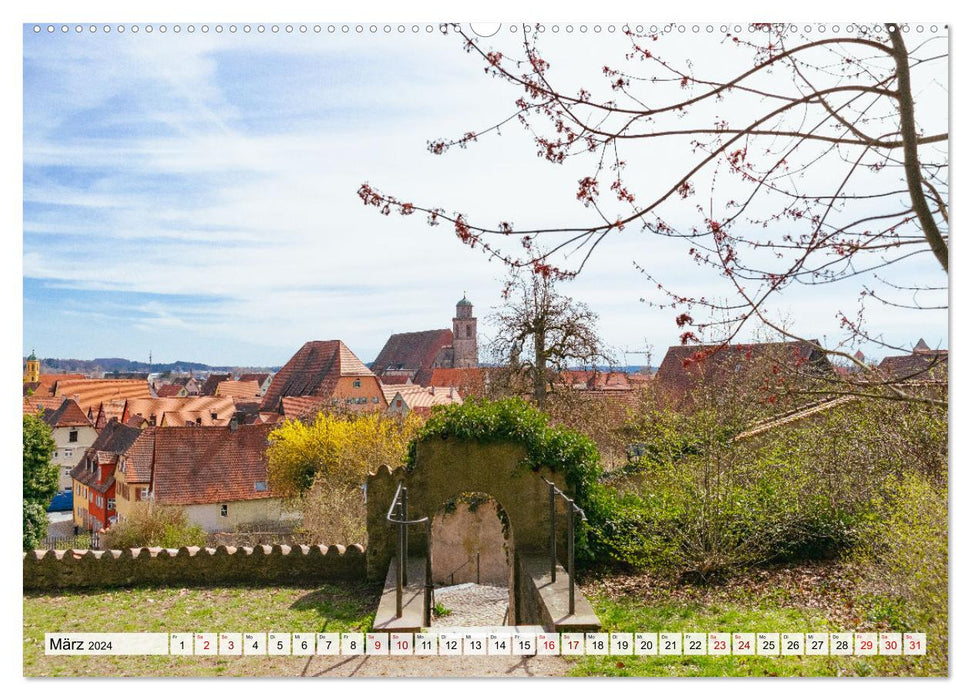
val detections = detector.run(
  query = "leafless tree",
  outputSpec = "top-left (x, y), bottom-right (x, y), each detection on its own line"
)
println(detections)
top-left (359, 23), bottom-right (947, 405)
top-left (490, 266), bottom-right (611, 409)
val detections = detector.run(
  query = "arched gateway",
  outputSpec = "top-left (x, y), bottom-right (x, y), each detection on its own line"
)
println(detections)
top-left (365, 437), bottom-right (600, 632)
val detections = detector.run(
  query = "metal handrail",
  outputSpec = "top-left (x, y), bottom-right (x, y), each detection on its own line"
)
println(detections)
top-left (444, 551), bottom-right (481, 586)
top-left (540, 476), bottom-right (587, 616)
top-left (386, 481), bottom-right (433, 625)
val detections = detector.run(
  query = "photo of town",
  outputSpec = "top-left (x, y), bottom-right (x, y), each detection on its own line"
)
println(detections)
top-left (22, 20), bottom-right (948, 679)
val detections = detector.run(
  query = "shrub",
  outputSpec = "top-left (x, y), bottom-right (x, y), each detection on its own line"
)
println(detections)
top-left (23, 414), bottom-right (58, 549)
top-left (855, 471), bottom-right (947, 674)
top-left (609, 387), bottom-right (947, 577)
top-left (267, 411), bottom-right (421, 496)
top-left (294, 475), bottom-right (367, 546)
top-left (101, 503), bottom-right (206, 549)
top-left (23, 500), bottom-right (49, 551)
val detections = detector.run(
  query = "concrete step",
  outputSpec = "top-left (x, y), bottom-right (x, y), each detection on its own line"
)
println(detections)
top-left (426, 625), bottom-right (546, 635)
top-left (372, 557), bottom-right (428, 632)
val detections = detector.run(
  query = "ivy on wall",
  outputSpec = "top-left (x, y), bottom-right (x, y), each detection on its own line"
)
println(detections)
top-left (406, 398), bottom-right (609, 561)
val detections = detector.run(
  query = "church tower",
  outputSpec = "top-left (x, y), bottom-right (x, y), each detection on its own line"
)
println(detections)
top-left (452, 295), bottom-right (478, 368)
top-left (24, 349), bottom-right (40, 383)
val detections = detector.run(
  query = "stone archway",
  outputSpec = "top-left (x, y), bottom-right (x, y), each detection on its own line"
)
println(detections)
top-left (366, 437), bottom-right (568, 626)
top-left (430, 494), bottom-right (509, 587)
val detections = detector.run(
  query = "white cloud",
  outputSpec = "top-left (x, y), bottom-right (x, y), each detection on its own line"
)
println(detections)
top-left (22, 25), bottom-right (948, 365)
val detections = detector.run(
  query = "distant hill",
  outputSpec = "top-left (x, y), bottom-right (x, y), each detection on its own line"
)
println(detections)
top-left (33, 356), bottom-right (277, 376)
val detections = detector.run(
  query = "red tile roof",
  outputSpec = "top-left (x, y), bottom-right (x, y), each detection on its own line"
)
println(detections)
top-left (40, 398), bottom-right (93, 429)
top-left (239, 373), bottom-right (270, 385)
top-left (655, 340), bottom-right (832, 403)
top-left (71, 420), bottom-right (144, 488)
top-left (382, 384), bottom-right (463, 415)
top-left (378, 374), bottom-right (414, 385)
top-left (877, 351), bottom-right (948, 379)
top-left (155, 384), bottom-right (187, 398)
top-left (150, 424), bottom-right (276, 506)
top-left (123, 397), bottom-right (237, 426)
top-left (215, 380), bottom-right (262, 400)
top-left (51, 379), bottom-right (153, 413)
top-left (425, 367), bottom-right (487, 396)
top-left (560, 370), bottom-right (633, 391)
top-left (23, 395), bottom-right (65, 416)
top-left (372, 329), bottom-right (453, 382)
top-left (24, 373), bottom-right (86, 397)
top-left (280, 396), bottom-right (330, 420)
top-left (200, 373), bottom-right (233, 396)
top-left (261, 340), bottom-right (374, 411)
top-left (256, 412), bottom-right (286, 425)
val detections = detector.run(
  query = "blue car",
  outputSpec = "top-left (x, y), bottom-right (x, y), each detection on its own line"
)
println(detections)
top-left (47, 490), bottom-right (73, 513)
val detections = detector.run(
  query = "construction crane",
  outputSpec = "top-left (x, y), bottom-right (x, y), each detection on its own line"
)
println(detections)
top-left (622, 344), bottom-right (654, 373)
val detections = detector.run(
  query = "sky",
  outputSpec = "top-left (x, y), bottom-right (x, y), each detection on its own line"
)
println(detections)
top-left (21, 20), bottom-right (949, 368)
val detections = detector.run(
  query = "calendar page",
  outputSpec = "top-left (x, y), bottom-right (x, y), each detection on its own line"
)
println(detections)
top-left (18, 1), bottom-right (949, 686)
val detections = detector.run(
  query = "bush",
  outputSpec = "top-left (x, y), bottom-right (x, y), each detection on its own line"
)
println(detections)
top-left (294, 475), bottom-right (367, 546)
top-left (855, 472), bottom-right (947, 673)
top-left (23, 500), bottom-right (49, 551)
top-left (267, 411), bottom-right (421, 496)
top-left (101, 503), bottom-right (207, 549)
top-left (23, 414), bottom-right (58, 550)
top-left (607, 388), bottom-right (947, 578)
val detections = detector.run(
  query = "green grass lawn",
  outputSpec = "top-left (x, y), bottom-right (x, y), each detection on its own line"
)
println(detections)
top-left (24, 583), bottom-right (381, 677)
top-left (568, 592), bottom-right (940, 677)
top-left (23, 570), bottom-right (943, 677)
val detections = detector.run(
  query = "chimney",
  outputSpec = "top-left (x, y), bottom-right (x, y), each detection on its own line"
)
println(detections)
top-left (430, 386), bottom-right (435, 396)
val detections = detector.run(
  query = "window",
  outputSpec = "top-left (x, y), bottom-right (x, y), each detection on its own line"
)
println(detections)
top-left (353, 379), bottom-right (362, 388)
top-left (139, 487), bottom-right (150, 501)
top-left (107, 498), bottom-right (115, 511)
top-left (69, 430), bottom-right (78, 443)
top-left (220, 504), bottom-right (228, 517)
top-left (64, 468), bottom-right (71, 478)
top-left (254, 481), bottom-right (267, 492)
top-left (65, 448), bottom-right (73, 458)
top-left (372, 396), bottom-right (379, 403)
top-left (96, 495), bottom-right (103, 508)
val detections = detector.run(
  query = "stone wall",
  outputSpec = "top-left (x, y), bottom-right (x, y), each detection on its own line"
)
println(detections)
top-left (431, 500), bottom-right (508, 586)
top-left (365, 439), bottom-right (566, 580)
top-left (23, 544), bottom-right (366, 591)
